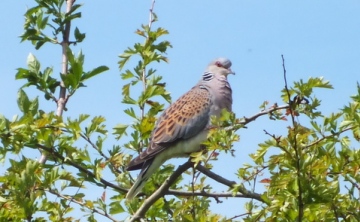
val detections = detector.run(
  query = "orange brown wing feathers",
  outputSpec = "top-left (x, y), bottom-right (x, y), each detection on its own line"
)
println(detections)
top-left (126, 86), bottom-right (212, 171)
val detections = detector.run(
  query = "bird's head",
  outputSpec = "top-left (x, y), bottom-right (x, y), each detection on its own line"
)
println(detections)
top-left (206, 58), bottom-right (235, 76)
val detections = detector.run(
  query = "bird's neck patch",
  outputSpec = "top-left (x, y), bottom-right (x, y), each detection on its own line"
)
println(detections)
top-left (202, 72), bottom-right (214, 81)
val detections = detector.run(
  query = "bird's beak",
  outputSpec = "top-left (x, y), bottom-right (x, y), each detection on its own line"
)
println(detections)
top-left (228, 68), bottom-right (235, 75)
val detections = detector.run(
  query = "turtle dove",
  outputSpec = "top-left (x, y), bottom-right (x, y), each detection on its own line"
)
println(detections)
top-left (126, 58), bottom-right (234, 200)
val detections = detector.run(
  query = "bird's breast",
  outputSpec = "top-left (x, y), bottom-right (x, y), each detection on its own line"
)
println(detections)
top-left (153, 130), bottom-right (208, 164)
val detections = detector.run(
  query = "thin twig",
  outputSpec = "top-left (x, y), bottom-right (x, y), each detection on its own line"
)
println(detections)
top-left (332, 203), bottom-right (340, 222)
top-left (303, 126), bottom-right (354, 150)
top-left (344, 175), bottom-right (360, 194)
top-left (78, 132), bottom-right (123, 175)
top-left (263, 129), bottom-right (293, 159)
top-left (46, 189), bottom-right (119, 222)
top-left (225, 212), bottom-right (251, 221)
top-left (148, 0), bottom-right (156, 29)
top-left (137, 0), bottom-right (156, 153)
top-left (217, 104), bottom-right (291, 133)
top-left (195, 165), bottom-right (263, 202)
top-left (191, 166), bottom-right (196, 220)
top-left (37, 144), bottom-right (128, 193)
top-left (62, 179), bottom-right (85, 217)
top-left (282, 54), bottom-right (303, 221)
top-left (239, 104), bottom-right (290, 126)
top-left (249, 167), bottom-right (259, 215)
top-left (166, 190), bottom-right (261, 200)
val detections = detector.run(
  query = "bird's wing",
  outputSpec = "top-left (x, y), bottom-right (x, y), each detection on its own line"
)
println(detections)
top-left (127, 85), bottom-right (211, 170)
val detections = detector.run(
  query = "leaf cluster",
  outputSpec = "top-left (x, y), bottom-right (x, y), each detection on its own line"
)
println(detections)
top-left (21, 0), bottom-right (84, 49)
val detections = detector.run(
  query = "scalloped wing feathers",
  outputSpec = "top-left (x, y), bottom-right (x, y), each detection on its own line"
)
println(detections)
top-left (126, 86), bottom-right (211, 171)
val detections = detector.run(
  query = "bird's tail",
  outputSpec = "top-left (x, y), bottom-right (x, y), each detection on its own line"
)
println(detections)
top-left (126, 159), bottom-right (156, 200)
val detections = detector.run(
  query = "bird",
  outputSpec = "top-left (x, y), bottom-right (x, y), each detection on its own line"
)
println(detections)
top-left (126, 58), bottom-right (235, 200)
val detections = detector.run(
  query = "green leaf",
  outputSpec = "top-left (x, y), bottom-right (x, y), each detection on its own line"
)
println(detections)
top-left (35, 40), bottom-right (46, 49)
top-left (64, 48), bottom-right (85, 90)
top-left (120, 70), bottom-right (135, 80)
top-left (17, 89), bottom-right (30, 113)
top-left (74, 27), bottom-right (86, 42)
top-left (39, 16), bottom-right (49, 30)
top-left (15, 68), bottom-right (30, 80)
top-left (81, 66), bottom-right (109, 81)
top-left (68, 50), bottom-right (83, 81)
top-left (67, 4), bottom-right (83, 16)
top-left (29, 96), bottom-right (39, 116)
top-left (122, 96), bottom-right (137, 105)
top-left (109, 202), bottom-right (124, 214)
top-left (64, 12), bottom-right (81, 23)
top-left (27, 53), bottom-right (40, 73)
top-left (113, 124), bottom-right (128, 140)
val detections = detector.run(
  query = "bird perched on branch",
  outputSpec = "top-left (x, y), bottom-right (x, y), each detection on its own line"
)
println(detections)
top-left (126, 58), bottom-right (235, 200)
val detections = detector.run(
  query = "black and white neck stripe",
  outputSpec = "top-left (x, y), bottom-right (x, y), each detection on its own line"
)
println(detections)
top-left (202, 72), bottom-right (214, 81)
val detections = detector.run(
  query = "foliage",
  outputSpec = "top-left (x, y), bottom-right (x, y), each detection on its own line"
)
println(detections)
top-left (1, 0), bottom-right (360, 221)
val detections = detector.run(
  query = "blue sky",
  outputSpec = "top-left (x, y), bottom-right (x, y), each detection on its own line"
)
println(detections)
top-left (1, 0), bottom-right (360, 220)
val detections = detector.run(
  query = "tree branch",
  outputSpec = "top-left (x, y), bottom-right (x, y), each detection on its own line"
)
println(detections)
top-left (129, 161), bottom-right (193, 221)
top-left (78, 132), bottom-right (123, 175)
top-left (167, 189), bottom-right (259, 200)
top-left (130, 161), bottom-right (264, 220)
top-left (282, 54), bottom-right (303, 221)
top-left (239, 104), bottom-right (290, 126)
top-left (225, 212), bottom-right (252, 221)
top-left (39, 0), bottom-right (74, 164)
top-left (303, 126), bottom-right (354, 150)
top-left (217, 104), bottom-right (291, 134)
top-left (195, 165), bottom-right (263, 202)
top-left (37, 144), bottom-right (128, 193)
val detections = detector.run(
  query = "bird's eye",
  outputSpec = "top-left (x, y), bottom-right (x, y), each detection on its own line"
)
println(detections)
top-left (215, 61), bottom-right (223, 67)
